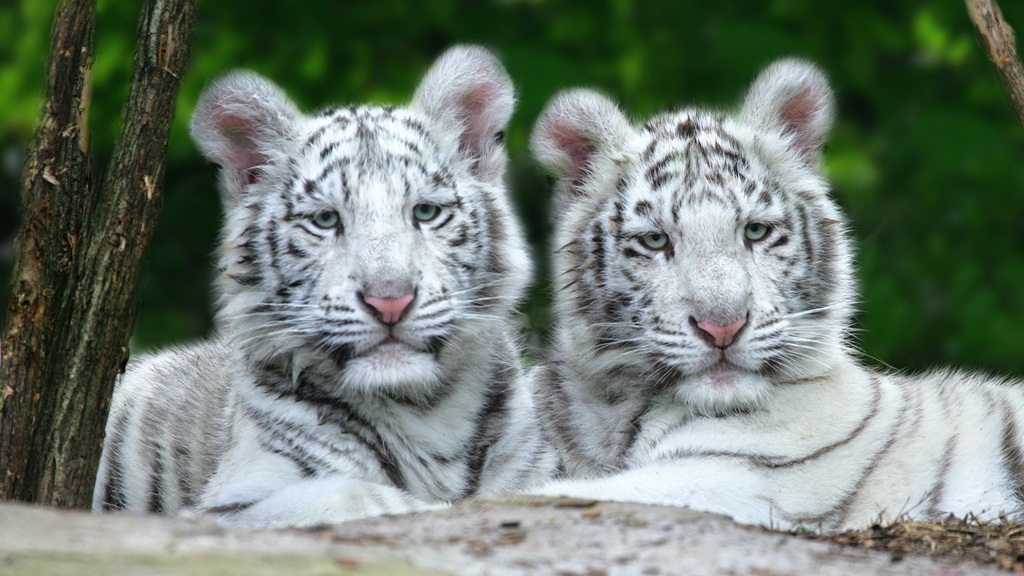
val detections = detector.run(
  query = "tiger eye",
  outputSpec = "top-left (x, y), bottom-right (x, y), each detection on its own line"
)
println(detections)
top-left (744, 222), bottom-right (770, 242)
top-left (312, 210), bottom-right (340, 229)
top-left (413, 203), bottom-right (442, 223)
top-left (640, 232), bottom-right (670, 250)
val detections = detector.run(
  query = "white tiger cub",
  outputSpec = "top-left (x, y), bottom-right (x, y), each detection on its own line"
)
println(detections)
top-left (92, 46), bottom-right (555, 528)
top-left (527, 59), bottom-right (1024, 532)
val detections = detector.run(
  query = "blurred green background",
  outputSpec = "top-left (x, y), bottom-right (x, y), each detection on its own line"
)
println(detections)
top-left (2, 0), bottom-right (1024, 374)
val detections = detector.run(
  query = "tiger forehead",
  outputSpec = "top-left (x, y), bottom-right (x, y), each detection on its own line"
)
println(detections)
top-left (625, 111), bottom-right (774, 213)
top-left (301, 105), bottom-right (441, 165)
top-left (637, 111), bottom-right (749, 169)
top-left (291, 105), bottom-right (456, 199)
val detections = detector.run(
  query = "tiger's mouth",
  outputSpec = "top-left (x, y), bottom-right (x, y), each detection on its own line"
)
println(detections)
top-left (332, 336), bottom-right (447, 391)
top-left (318, 332), bottom-right (449, 373)
top-left (703, 360), bottom-right (747, 387)
top-left (321, 338), bottom-right (428, 370)
top-left (365, 334), bottom-right (447, 359)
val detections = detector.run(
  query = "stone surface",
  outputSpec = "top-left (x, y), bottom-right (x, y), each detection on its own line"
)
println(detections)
top-left (0, 497), bottom-right (999, 575)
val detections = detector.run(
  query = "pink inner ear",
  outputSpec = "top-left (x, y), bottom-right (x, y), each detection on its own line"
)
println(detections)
top-left (549, 121), bottom-right (596, 187)
top-left (217, 112), bottom-right (267, 186)
top-left (779, 87), bottom-right (818, 153)
top-left (457, 83), bottom-right (497, 155)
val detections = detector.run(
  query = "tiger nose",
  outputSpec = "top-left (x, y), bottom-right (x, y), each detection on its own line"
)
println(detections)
top-left (691, 316), bottom-right (747, 349)
top-left (361, 293), bottom-right (415, 326)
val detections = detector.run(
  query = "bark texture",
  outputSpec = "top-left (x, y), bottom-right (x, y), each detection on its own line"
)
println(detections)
top-left (0, 0), bottom-right (196, 508)
top-left (967, 0), bottom-right (1024, 131)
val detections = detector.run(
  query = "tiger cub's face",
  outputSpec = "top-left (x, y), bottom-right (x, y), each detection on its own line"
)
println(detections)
top-left (533, 61), bottom-right (855, 415)
top-left (191, 46), bottom-right (529, 396)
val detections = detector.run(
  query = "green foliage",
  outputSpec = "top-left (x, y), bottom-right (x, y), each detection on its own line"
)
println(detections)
top-left (2, 0), bottom-right (1023, 375)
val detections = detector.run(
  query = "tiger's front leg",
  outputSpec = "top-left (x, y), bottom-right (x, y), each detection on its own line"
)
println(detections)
top-left (197, 425), bottom-right (442, 529)
top-left (196, 422), bottom-right (307, 519)
top-left (209, 475), bottom-right (443, 529)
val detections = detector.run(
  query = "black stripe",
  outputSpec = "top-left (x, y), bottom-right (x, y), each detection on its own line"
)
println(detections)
top-left (431, 211), bottom-right (455, 230)
top-left (262, 443), bottom-right (317, 478)
top-left (173, 437), bottom-right (192, 508)
top-left (768, 234), bottom-right (789, 250)
top-left (254, 420), bottom-right (327, 478)
top-left (644, 152), bottom-right (675, 182)
top-left (461, 356), bottom-right (515, 498)
top-left (286, 377), bottom-right (408, 491)
top-left (656, 373), bottom-right (881, 469)
top-left (403, 117), bottom-right (429, 139)
top-left (537, 362), bottom-right (606, 476)
top-left (1001, 401), bottom-right (1024, 501)
top-left (619, 403), bottom-right (652, 462)
top-left (380, 376), bottom-right (456, 410)
top-left (924, 434), bottom-right (955, 517)
top-left (639, 137), bottom-right (659, 162)
top-left (327, 344), bottom-right (355, 370)
top-left (622, 247), bottom-right (648, 259)
top-left (148, 446), bottom-right (165, 514)
top-left (100, 408), bottom-right (130, 512)
top-left (285, 239), bottom-right (310, 259)
top-left (676, 119), bottom-right (696, 138)
top-left (303, 122), bottom-right (330, 150)
top-left (448, 225), bottom-right (469, 248)
top-left (229, 272), bottom-right (262, 287)
top-left (205, 501), bottom-right (256, 515)
top-left (246, 402), bottom-right (376, 479)
top-left (319, 142), bottom-right (338, 160)
top-left (826, 376), bottom-right (916, 528)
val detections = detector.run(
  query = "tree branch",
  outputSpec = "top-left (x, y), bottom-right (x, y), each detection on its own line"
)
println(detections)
top-left (967, 0), bottom-right (1024, 132)
top-left (1, 0), bottom-right (96, 506)
top-left (0, 0), bottom-right (197, 508)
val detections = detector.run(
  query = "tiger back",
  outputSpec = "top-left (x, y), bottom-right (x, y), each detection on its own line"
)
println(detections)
top-left (93, 45), bottom-right (556, 528)
top-left (527, 59), bottom-right (1024, 531)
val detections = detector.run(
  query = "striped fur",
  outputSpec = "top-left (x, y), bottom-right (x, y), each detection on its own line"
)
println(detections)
top-left (526, 59), bottom-right (1024, 531)
top-left (93, 46), bottom-right (555, 528)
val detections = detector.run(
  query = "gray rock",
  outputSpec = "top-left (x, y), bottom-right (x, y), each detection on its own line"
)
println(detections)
top-left (0, 497), bottom-right (997, 575)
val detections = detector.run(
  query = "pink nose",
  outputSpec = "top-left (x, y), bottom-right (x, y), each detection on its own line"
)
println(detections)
top-left (694, 317), bottom-right (747, 349)
top-left (362, 293), bottom-right (415, 326)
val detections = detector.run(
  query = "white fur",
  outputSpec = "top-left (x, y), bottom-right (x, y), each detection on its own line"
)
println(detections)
top-left (93, 46), bottom-right (556, 528)
top-left (526, 59), bottom-right (1024, 532)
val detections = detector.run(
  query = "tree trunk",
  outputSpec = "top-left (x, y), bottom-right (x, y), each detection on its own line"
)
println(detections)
top-left (967, 0), bottom-right (1024, 132)
top-left (0, 0), bottom-right (196, 508)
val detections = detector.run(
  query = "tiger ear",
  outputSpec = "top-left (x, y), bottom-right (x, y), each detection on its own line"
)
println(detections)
top-left (190, 70), bottom-right (301, 206)
top-left (411, 45), bottom-right (515, 184)
top-left (740, 59), bottom-right (834, 166)
top-left (530, 89), bottom-right (634, 203)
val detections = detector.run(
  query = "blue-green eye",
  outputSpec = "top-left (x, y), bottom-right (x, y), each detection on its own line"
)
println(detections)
top-left (312, 210), bottom-right (339, 229)
top-left (744, 222), bottom-right (770, 242)
top-left (413, 203), bottom-right (442, 223)
top-left (640, 232), bottom-right (670, 251)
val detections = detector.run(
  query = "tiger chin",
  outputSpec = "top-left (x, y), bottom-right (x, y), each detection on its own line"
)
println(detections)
top-left (339, 341), bottom-right (445, 394)
top-left (527, 59), bottom-right (1024, 532)
top-left (92, 45), bottom-right (557, 528)
top-left (674, 366), bottom-right (772, 417)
